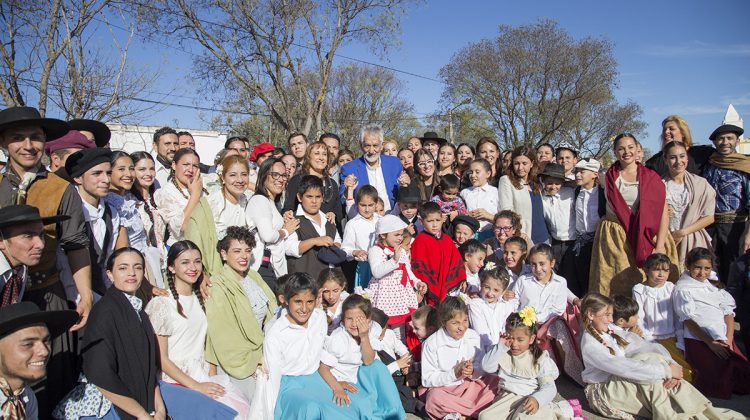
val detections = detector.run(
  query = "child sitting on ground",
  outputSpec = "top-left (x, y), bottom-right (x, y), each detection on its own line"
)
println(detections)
top-left (459, 239), bottom-right (487, 295)
top-left (467, 267), bottom-right (519, 352)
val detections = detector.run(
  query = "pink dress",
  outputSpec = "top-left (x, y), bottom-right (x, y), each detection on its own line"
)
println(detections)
top-left (366, 245), bottom-right (420, 325)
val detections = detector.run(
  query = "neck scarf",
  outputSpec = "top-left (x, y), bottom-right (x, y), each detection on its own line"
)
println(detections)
top-left (0, 377), bottom-right (25, 420)
top-left (381, 245), bottom-right (412, 287)
top-left (605, 162), bottom-right (665, 267)
top-left (709, 152), bottom-right (750, 175)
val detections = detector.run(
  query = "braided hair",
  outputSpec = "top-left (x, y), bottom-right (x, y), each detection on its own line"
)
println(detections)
top-left (166, 240), bottom-right (206, 317)
top-left (505, 312), bottom-right (544, 364)
top-left (170, 148), bottom-right (208, 199)
top-left (581, 292), bottom-right (628, 356)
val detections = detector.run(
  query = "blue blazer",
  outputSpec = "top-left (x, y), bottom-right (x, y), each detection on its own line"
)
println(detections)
top-left (339, 155), bottom-right (403, 207)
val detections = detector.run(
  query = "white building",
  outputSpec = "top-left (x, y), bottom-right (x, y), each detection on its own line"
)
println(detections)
top-left (107, 123), bottom-right (228, 165)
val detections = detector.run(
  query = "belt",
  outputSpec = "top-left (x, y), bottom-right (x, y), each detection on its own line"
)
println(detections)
top-left (715, 209), bottom-right (748, 224)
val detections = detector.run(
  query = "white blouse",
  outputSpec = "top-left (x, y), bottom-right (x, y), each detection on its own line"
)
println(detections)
top-left (673, 272), bottom-right (736, 345)
top-left (581, 329), bottom-right (673, 384)
top-left (247, 194), bottom-right (287, 276)
top-left (498, 175), bottom-right (532, 236)
top-left (468, 296), bottom-right (519, 351)
top-left (154, 182), bottom-right (190, 246)
top-left (104, 192), bottom-right (147, 252)
top-left (512, 273), bottom-right (568, 324)
top-left (377, 328), bottom-right (410, 374)
top-left (324, 322), bottom-right (383, 384)
top-left (481, 343), bottom-right (559, 406)
top-left (632, 282), bottom-right (677, 341)
top-left (341, 214), bottom-right (379, 259)
top-left (208, 190), bottom-right (263, 271)
top-left (325, 291), bottom-right (349, 335)
top-left (421, 327), bottom-right (485, 388)
top-left (460, 184), bottom-right (500, 231)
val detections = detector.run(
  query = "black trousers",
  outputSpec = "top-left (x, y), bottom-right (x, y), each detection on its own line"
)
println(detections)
top-left (571, 240), bottom-right (594, 298)
top-left (708, 221), bottom-right (745, 284)
top-left (551, 238), bottom-right (576, 292)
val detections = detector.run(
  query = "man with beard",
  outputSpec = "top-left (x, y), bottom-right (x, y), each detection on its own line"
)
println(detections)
top-left (152, 126), bottom-right (179, 188)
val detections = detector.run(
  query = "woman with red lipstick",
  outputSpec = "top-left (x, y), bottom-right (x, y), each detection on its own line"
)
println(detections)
top-left (205, 226), bottom-right (277, 401)
top-left (589, 134), bottom-right (679, 297)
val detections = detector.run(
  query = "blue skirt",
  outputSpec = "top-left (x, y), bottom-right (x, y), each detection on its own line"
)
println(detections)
top-left (357, 360), bottom-right (406, 420)
top-left (275, 371), bottom-right (374, 420)
top-left (354, 261), bottom-right (372, 289)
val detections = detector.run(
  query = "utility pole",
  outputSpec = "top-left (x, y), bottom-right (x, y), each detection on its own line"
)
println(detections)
top-left (448, 98), bottom-right (471, 144)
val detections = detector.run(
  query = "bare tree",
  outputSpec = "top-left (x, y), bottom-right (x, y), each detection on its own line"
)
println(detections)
top-left (439, 19), bottom-right (645, 155)
top-left (153, 0), bottom-right (418, 137)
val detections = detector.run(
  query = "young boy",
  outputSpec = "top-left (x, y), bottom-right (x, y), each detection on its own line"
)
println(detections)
top-left (612, 295), bottom-right (645, 338)
top-left (451, 215), bottom-right (480, 247)
top-left (395, 184), bottom-right (421, 235)
top-left (411, 202), bottom-right (466, 305)
top-left (572, 157), bottom-right (605, 297)
top-left (458, 239), bottom-right (486, 295)
top-left (540, 163), bottom-right (576, 283)
top-left (285, 175), bottom-right (343, 280)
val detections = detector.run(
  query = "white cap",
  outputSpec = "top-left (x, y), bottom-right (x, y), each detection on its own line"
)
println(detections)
top-left (376, 214), bottom-right (407, 235)
top-left (574, 157), bottom-right (601, 173)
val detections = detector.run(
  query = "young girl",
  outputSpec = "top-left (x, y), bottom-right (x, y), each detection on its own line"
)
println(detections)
top-left (459, 239), bottom-right (487, 295)
top-left (263, 273), bottom-right (372, 419)
top-left (512, 244), bottom-right (567, 325)
top-left (632, 253), bottom-right (693, 382)
top-left (323, 295), bottom-right (405, 419)
top-left (430, 174), bottom-right (468, 222)
top-left (468, 268), bottom-right (519, 351)
top-left (503, 236), bottom-right (531, 285)
top-left (460, 159), bottom-right (500, 240)
top-left (674, 247), bottom-right (750, 399)
top-left (366, 215), bottom-right (425, 340)
top-left (341, 185), bottom-right (380, 288)
top-left (284, 175), bottom-right (342, 281)
top-left (580, 292), bottom-right (740, 419)
top-left (145, 241), bottom-right (249, 418)
top-left (479, 311), bottom-right (571, 419)
top-left (318, 268), bottom-right (349, 335)
top-left (421, 297), bottom-right (499, 419)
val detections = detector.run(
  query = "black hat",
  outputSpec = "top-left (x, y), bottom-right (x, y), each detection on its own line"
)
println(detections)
top-left (540, 162), bottom-right (566, 180)
top-left (68, 119), bottom-right (111, 147)
top-left (317, 246), bottom-right (348, 266)
top-left (0, 107), bottom-right (69, 141)
top-left (397, 183), bottom-right (420, 204)
top-left (709, 124), bottom-right (744, 141)
top-left (419, 131), bottom-right (447, 146)
top-left (0, 302), bottom-right (77, 339)
top-left (452, 215), bottom-right (480, 233)
top-left (65, 148), bottom-right (112, 178)
top-left (0, 204), bottom-right (70, 229)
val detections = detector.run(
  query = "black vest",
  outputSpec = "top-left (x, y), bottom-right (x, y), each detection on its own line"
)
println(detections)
top-left (286, 215), bottom-right (336, 279)
top-left (85, 205), bottom-right (115, 295)
top-left (574, 185), bottom-right (607, 219)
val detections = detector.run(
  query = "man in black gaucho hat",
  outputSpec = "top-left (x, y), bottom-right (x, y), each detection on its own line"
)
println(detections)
top-left (0, 106), bottom-right (92, 416)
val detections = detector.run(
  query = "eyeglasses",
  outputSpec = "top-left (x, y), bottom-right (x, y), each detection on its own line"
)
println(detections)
top-left (269, 172), bottom-right (289, 180)
top-left (493, 226), bottom-right (514, 233)
top-left (417, 161), bottom-right (434, 168)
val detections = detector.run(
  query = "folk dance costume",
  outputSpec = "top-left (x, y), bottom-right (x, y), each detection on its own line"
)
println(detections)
top-left (325, 290), bottom-right (349, 335)
top-left (581, 328), bottom-right (741, 419)
top-left (264, 308), bottom-right (376, 420)
top-left (325, 323), bottom-right (405, 420)
top-left (366, 245), bottom-right (420, 328)
top-left (375, 328), bottom-right (424, 415)
top-left (285, 207), bottom-right (342, 282)
top-left (341, 213), bottom-right (379, 288)
top-left (420, 328), bottom-right (499, 419)
top-left (673, 272), bottom-right (750, 399)
top-left (631, 281), bottom-right (693, 382)
top-left (411, 231), bottom-right (465, 305)
top-left (479, 342), bottom-right (569, 419)
top-left (571, 183), bottom-right (605, 297)
top-left (467, 296), bottom-right (518, 352)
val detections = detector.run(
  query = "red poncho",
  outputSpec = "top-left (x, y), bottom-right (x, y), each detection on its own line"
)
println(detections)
top-left (605, 162), bottom-right (666, 267)
top-left (411, 231), bottom-right (465, 305)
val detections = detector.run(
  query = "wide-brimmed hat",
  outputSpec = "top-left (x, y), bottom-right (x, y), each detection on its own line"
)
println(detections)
top-left (575, 157), bottom-right (601, 173)
top-left (0, 302), bottom-right (77, 339)
top-left (250, 142), bottom-right (275, 162)
top-left (44, 130), bottom-right (96, 155)
top-left (0, 204), bottom-right (70, 229)
top-left (65, 148), bottom-right (112, 178)
top-left (68, 119), bottom-right (111, 147)
top-left (376, 215), bottom-right (408, 235)
top-left (539, 162), bottom-right (566, 180)
top-left (452, 215), bottom-right (480, 233)
top-left (317, 246), bottom-right (348, 265)
top-left (709, 124), bottom-right (744, 141)
top-left (0, 107), bottom-right (69, 141)
top-left (419, 131), bottom-right (447, 147)
top-left (396, 184), bottom-right (420, 204)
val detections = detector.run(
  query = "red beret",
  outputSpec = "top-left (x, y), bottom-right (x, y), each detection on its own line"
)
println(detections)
top-left (44, 130), bottom-right (95, 155)
top-left (250, 142), bottom-right (275, 162)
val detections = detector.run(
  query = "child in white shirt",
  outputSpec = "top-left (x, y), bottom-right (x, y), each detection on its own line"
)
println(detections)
top-left (341, 185), bottom-right (380, 288)
top-left (467, 267), bottom-right (519, 352)
top-left (511, 244), bottom-right (567, 325)
top-left (459, 239), bottom-right (487, 295)
top-left (539, 163), bottom-right (576, 283)
top-left (673, 247), bottom-right (750, 399)
top-left (460, 159), bottom-right (500, 241)
top-left (502, 236), bottom-right (531, 287)
top-left (421, 296), bottom-right (499, 419)
top-left (317, 268), bottom-right (349, 335)
top-left (323, 295), bottom-right (405, 419)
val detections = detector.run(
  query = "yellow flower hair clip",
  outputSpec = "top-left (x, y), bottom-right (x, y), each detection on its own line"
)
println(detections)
top-left (518, 306), bottom-right (537, 327)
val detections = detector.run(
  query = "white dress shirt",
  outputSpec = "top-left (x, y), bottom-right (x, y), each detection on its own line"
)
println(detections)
top-left (366, 163), bottom-right (391, 212)
top-left (284, 206), bottom-right (342, 258)
top-left (247, 194), bottom-right (287, 276)
top-left (541, 186), bottom-right (575, 241)
top-left (673, 271), bottom-right (736, 346)
top-left (468, 296), bottom-right (519, 351)
top-left (460, 184), bottom-right (500, 231)
top-left (154, 155), bottom-right (171, 190)
top-left (512, 273), bottom-right (567, 324)
top-left (325, 322), bottom-right (384, 383)
top-left (581, 329), bottom-right (672, 384)
top-left (575, 186), bottom-right (602, 236)
top-left (376, 328), bottom-right (410, 374)
top-left (421, 327), bottom-right (485, 388)
top-left (341, 214), bottom-right (379, 259)
top-left (632, 282), bottom-right (677, 341)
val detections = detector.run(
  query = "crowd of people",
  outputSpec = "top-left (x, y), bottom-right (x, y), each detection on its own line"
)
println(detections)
top-left (0, 104), bottom-right (748, 419)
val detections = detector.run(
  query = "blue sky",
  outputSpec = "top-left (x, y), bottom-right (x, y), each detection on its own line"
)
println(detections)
top-left (101, 0), bottom-right (749, 152)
